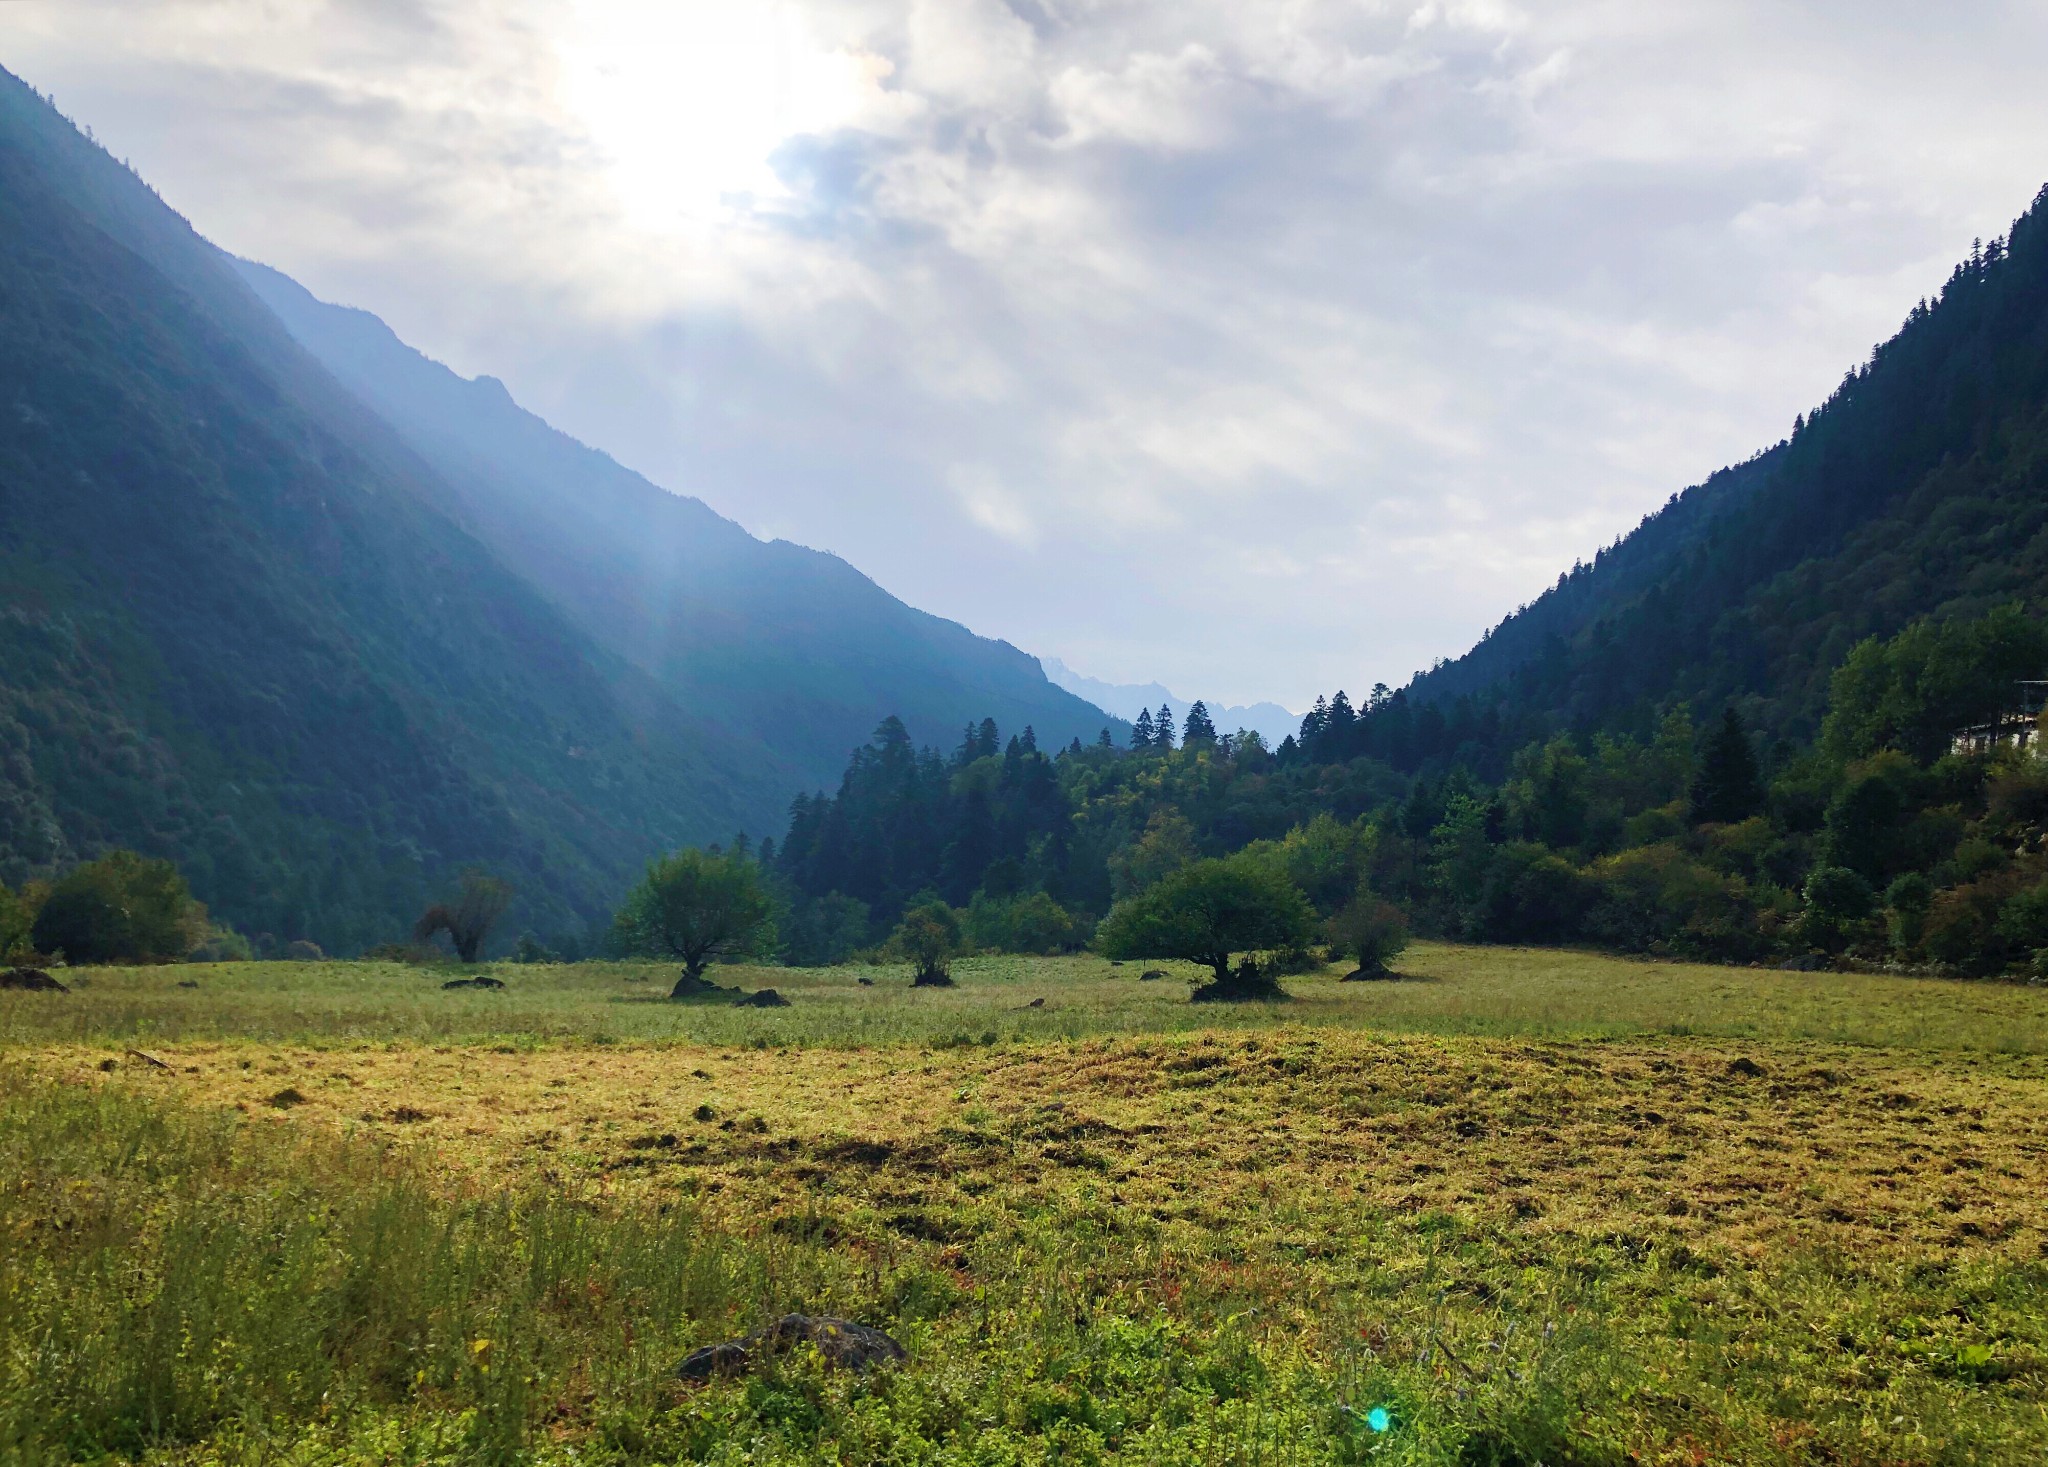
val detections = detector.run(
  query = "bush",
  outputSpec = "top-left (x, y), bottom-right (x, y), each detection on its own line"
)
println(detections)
top-left (186, 926), bottom-right (254, 963)
top-left (1324, 883), bottom-right (1409, 977)
top-left (1799, 865), bottom-right (1877, 953)
top-left (0, 881), bottom-right (39, 960)
top-left (961, 890), bottom-right (1084, 954)
top-left (30, 851), bottom-right (204, 964)
top-left (887, 897), bottom-right (961, 986)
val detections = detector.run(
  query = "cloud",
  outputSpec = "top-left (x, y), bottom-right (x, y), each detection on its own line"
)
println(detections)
top-left (10, 0), bottom-right (2048, 706)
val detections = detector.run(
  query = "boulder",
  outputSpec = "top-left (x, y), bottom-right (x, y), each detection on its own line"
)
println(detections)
top-left (733, 988), bottom-right (791, 1008)
top-left (0, 967), bottom-right (67, 992)
top-left (678, 1315), bottom-right (906, 1381)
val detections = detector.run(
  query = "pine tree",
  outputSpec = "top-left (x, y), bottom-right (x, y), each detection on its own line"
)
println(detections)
top-left (1132, 709), bottom-right (1155, 749)
top-left (1182, 700), bottom-right (1217, 747)
top-left (1021, 725), bottom-right (1038, 753)
top-left (1097, 728), bottom-right (1115, 748)
top-left (1154, 704), bottom-right (1176, 750)
top-left (1689, 706), bottom-right (1763, 825)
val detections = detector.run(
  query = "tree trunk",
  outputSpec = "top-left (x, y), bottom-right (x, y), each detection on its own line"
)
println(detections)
top-left (669, 957), bottom-right (714, 999)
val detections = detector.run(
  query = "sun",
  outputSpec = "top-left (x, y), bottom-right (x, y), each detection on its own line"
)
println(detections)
top-left (556, 0), bottom-right (885, 232)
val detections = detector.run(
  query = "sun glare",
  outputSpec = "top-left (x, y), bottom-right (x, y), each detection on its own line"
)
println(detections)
top-left (557, 1), bottom-right (884, 231)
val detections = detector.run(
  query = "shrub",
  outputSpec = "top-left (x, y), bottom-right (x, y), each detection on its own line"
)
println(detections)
top-left (1324, 883), bottom-right (1409, 977)
top-left (961, 890), bottom-right (1083, 954)
top-left (187, 925), bottom-right (254, 963)
top-left (887, 898), bottom-right (961, 986)
top-left (30, 851), bottom-right (203, 964)
top-left (1799, 865), bottom-right (1877, 953)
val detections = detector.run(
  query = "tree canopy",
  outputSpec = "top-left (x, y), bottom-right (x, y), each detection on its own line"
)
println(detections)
top-left (611, 847), bottom-right (776, 996)
top-left (1094, 854), bottom-right (1315, 995)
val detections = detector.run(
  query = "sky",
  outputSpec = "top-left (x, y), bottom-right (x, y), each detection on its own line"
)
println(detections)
top-left (8, 1), bottom-right (2048, 710)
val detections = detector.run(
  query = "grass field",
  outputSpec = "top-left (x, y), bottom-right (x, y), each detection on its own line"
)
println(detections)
top-left (5, 946), bottom-right (2047, 1464)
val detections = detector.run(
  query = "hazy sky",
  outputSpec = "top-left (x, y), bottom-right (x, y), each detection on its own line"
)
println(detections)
top-left (9, 2), bottom-right (2048, 708)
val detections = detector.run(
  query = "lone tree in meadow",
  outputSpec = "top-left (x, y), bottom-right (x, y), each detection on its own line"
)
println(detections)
top-left (1324, 881), bottom-right (1410, 981)
top-left (414, 870), bottom-right (513, 963)
top-left (612, 847), bottom-right (776, 998)
top-left (1095, 853), bottom-right (1315, 1001)
top-left (888, 896), bottom-right (961, 987)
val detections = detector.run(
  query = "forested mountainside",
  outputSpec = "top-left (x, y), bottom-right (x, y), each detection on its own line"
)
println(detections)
top-left (0, 70), bottom-right (797, 952)
top-left (1294, 183), bottom-right (2048, 775)
top-left (232, 261), bottom-right (1122, 792)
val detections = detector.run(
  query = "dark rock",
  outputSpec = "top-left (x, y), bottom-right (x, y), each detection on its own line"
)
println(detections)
top-left (857, 976), bottom-right (875, 986)
top-left (441, 976), bottom-right (506, 990)
top-left (1726, 1056), bottom-right (1767, 1079)
top-left (1340, 963), bottom-right (1397, 982)
top-left (678, 1315), bottom-right (906, 1381)
top-left (0, 967), bottom-right (67, 992)
top-left (267, 1087), bottom-right (307, 1108)
top-left (1139, 969), bottom-right (1166, 982)
top-left (734, 988), bottom-right (791, 1008)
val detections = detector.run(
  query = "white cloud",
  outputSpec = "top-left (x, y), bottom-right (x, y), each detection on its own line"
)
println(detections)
top-left (8, 0), bottom-right (2048, 707)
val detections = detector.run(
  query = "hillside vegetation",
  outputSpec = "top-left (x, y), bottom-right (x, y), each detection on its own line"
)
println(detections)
top-left (0, 68), bottom-right (1115, 955)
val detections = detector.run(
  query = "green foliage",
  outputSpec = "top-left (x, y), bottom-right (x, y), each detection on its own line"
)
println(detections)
top-left (29, 850), bottom-right (202, 964)
top-left (611, 848), bottom-right (776, 989)
top-left (1689, 707), bottom-right (1763, 825)
top-left (887, 897), bottom-right (960, 985)
top-left (778, 893), bottom-right (871, 967)
top-left (1822, 606), bottom-right (2048, 764)
top-left (1095, 854), bottom-right (1316, 987)
top-left (1108, 808), bottom-right (1199, 900)
top-left (1323, 883), bottom-right (1410, 975)
top-left (1799, 866), bottom-right (1877, 953)
top-left (961, 889), bottom-right (1085, 954)
top-left (0, 881), bottom-right (35, 960)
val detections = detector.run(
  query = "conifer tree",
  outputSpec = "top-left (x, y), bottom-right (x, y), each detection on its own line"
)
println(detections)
top-left (1182, 700), bottom-right (1218, 747)
top-left (1097, 728), bottom-right (1115, 748)
top-left (1132, 709), bottom-right (1155, 749)
top-left (1689, 706), bottom-right (1763, 825)
top-left (1154, 704), bottom-right (1176, 750)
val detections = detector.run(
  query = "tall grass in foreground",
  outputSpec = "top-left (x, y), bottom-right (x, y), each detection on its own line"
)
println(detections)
top-left (0, 1065), bottom-right (1627, 1465)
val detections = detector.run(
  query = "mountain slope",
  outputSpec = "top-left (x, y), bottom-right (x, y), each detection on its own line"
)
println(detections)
top-left (0, 69), bottom-right (790, 951)
top-left (1389, 183), bottom-right (2048, 762)
top-left (229, 262), bottom-right (1124, 786)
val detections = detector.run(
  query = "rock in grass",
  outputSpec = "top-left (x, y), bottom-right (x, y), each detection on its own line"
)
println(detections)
top-left (733, 988), bottom-right (791, 1008)
top-left (1139, 969), bottom-right (1166, 982)
top-left (441, 976), bottom-right (506, 990)
top-left (678, 1315), bottom-right (905, 1381)
top-left (0, 967), bottom-right (67, 992)
top-left (1340, 962), bottom-right (1398, 982)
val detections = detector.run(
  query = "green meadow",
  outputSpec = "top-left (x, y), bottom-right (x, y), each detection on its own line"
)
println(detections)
top-left (4, 949), bottom-right (2047, 1464)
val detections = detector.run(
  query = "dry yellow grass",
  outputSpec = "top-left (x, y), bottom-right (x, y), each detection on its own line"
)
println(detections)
top-left (45, 1026), bottom-right (2048, 1272)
